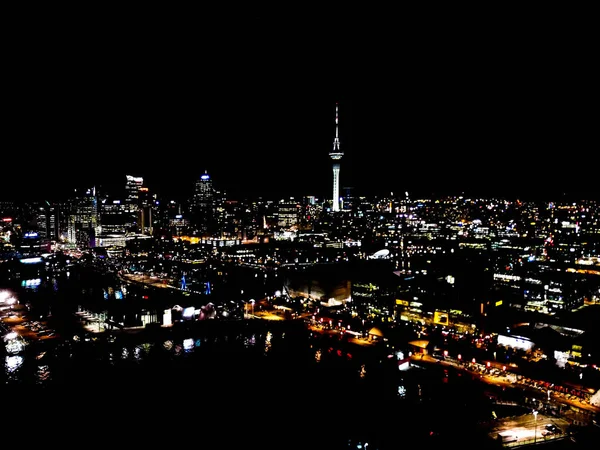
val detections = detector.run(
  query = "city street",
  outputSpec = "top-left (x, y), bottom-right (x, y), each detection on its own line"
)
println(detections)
top-left (410, 353), bottom-right (600, 417)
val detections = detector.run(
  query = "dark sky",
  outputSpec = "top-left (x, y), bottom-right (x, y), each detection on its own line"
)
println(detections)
top-left (2, 9), bottom-right (598, 202)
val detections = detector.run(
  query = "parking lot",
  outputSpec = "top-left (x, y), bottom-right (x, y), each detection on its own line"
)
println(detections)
top-left (489, 413), bottom-right (569, 446)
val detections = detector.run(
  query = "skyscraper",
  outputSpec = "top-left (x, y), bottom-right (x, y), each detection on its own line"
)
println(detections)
top-left (329, 102), bottom-right (343, 212)
top-left (125, 175), bottom-right (144, 213)
top-left (68, 187), bottom-right (99, 247)
top-left (191, 171), bottom-right (216, 235)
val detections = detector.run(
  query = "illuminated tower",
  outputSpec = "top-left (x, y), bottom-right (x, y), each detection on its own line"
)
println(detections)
top-left (329, 102), bottom-right (343, 211)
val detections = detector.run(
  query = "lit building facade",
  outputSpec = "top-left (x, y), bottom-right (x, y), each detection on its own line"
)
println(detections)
top-left (190, 171), bottom-right (217, 236)
top-left (67, 187), bottom-right (100, 248)
top-left (125, 175), bottom-right (143, 211)
top-left (277, 199), bottom-right (300, 228)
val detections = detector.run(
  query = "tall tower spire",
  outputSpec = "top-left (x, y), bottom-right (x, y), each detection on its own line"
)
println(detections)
top-left (329, 102), bottom-right (343, 212)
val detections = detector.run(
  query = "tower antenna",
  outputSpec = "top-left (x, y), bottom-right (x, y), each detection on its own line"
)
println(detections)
top-left (329, 102), bottom-right (344, 212)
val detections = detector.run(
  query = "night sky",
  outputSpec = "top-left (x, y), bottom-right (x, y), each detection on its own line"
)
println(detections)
top-left (2, 10), bottom-right (598, 202)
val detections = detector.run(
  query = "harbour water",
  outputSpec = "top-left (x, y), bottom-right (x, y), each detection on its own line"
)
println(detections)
top-left (0, 268), bottom-right (583, 449)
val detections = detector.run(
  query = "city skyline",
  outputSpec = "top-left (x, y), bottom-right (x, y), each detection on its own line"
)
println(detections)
top-left (4, 10), bottom-right (600, 450)
top-left (2, 91), bottom-right (598, 203)
top-left (2, 13), bottom-right (598, 203)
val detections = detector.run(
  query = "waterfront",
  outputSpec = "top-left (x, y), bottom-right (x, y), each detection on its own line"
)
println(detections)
top-left (1, 268), bottom-right (596, 449)
top-left (0, 274), bottom-right (476, 449)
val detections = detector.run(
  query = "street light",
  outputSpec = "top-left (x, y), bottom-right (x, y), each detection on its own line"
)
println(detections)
top-left (533, 410), bottom-right (538, 443)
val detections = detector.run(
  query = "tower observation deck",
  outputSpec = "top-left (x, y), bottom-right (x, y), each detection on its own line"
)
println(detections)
top-left (329, 102), bottom-right (343, 211)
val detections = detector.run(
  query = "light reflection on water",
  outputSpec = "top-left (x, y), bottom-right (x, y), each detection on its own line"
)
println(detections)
top-left (173, 344), bottom-right (183, 356)
top-left (264, 331), bottom-right (272, 355)
top-left (244, 334), bottom-right (256, 348)
top-left (36, 364), bottom-right (51, 384)
top-left (6, 355), bottom-right (23, 373)
top-left (3, 327), bottom-right (380, 388)
top-left (183, 339), bottom-right (194, 352)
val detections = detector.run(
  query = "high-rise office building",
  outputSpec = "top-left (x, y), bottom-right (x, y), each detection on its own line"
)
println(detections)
top-left (329, 102), bottom-right (343, 212)
top-left (68, 187), bottom-right (100, 248)
top-left (125, 175), bottom-right (144, 213)
top-left (190, 171), bottom-right (216, 235)
top-left (124, 174), bottom-right (144, 232)
top-left (138, 186), bottom-right (155, 235)
top-left (277, 198), bottom-right (300, 228)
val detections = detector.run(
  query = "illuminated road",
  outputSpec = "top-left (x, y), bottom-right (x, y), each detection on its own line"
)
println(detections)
top-left (411, 353), bottom-right (600, 415)
top-left (307, 324), bottom-right (376, 347)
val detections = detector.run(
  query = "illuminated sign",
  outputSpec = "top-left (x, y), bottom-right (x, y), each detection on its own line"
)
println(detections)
top-left (395, 299), bottom-right (409, 306)
top-left (495, 300), bottom-right (503, 307)
top-left (24, 232), bottom-right (39, 238)
top-left (201, 174), bottom-right (210, 180)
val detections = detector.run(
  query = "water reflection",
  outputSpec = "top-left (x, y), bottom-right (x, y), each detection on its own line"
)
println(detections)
top-left (264, 331), bottom-right (272, 355)
top-left (5, 336), bottom-right (25, 354)
top-left (183, 338), bottom-right (194, 352)
top-left (36, 364), bottom-right (51, 383)
top-left (397, 383), bottom-right (407, 398)
top-left (244, 334), bottom-right (256, 348)
top-left (359, 364), bottom-right (367, 378)
top-left (140, 342), bottom-right (153, 354)
top-left (6, 355), bottom-right (23, 373)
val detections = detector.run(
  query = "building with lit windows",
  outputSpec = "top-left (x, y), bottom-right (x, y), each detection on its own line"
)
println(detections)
top-left (99, 199), bottom-right (130, 234)
top-left (138, 186), bottom-right (155, 235)
top-left (67, 187), bottom-right (100, 248)
top-left (277, 199), bottom-right (300, 228)
top-left (190, 171), bottom-right (218, 235)
top-left (125, 175), bottom-right (143, 211)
